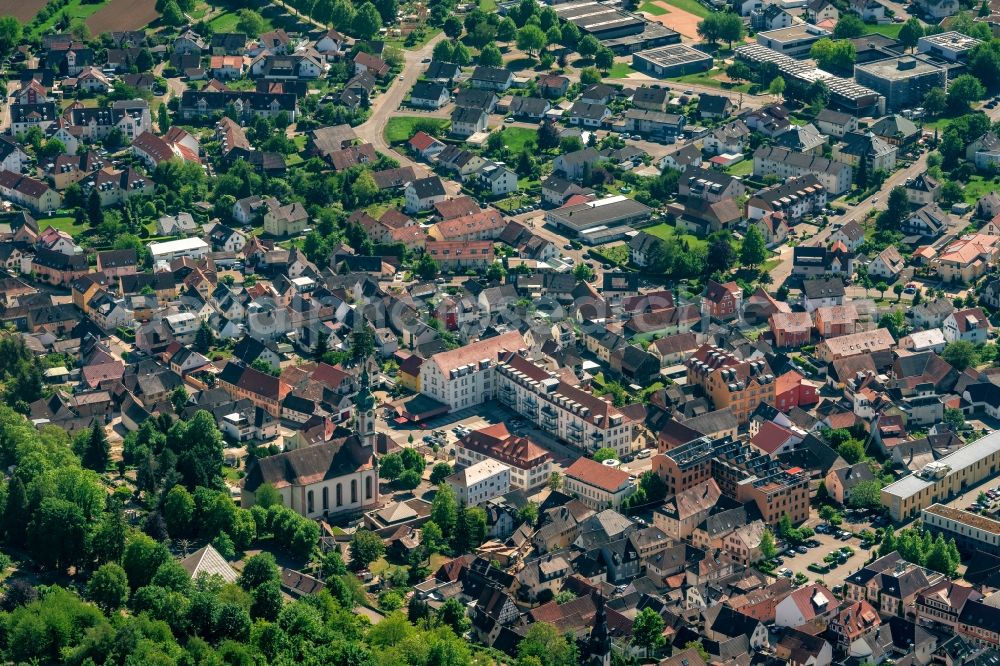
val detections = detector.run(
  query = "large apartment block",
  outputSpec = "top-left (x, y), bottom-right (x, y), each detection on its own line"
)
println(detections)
top-left (495, 350), bottom-right (633, 457)
top-left (753, 146), bottom-right (853, 195)
top-left (418, 331), bottom-right (525, 410)
top-left (685, 345), bottom-right (776, 423)
top-left (653, 436), bottom-right (809, 525)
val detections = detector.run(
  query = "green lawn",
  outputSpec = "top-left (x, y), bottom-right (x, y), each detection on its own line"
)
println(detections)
top-left (37, 215), bottom-right (88, 237)
top-left (209, 11), bottom-right (273, 33)
top-left (669, 69), bottom-right (751, 93)
top-left (384, 116), bottom-right (449, 144)
top-left (642, 222), bottom-right (708, 250)
top-left (30, 0), bottom-right (107, 37)
top-left (608, 62), bottom-right (637, 78)
top-left (725, 159), bottom-right (753, 177)
top-left (497, 127), bottom-right (537, 152)
top-left (961, 174), bottom-right (1000, 206)
top-left (660, 0), bottom-right (711, 18)
top-left (864, 23), bottom-right (903, 38)
top-left (479, 0), bottom-right (497, 10)
top-left (639, 0), bottom-right (669, 14)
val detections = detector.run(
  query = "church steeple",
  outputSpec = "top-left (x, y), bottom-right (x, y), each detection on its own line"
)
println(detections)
top-left (587, 593), bottom-right (612, 666)
top-left (355, 357), bottom-right (377, 449)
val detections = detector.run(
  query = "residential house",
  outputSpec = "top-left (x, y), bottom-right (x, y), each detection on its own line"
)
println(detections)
top-left (943, 307), bottom-right (990, 344)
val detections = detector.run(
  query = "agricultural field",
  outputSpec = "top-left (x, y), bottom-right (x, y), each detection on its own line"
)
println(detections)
top-left (29, 0), bottom-right (108, 38)
top-left (86, 0), bottom-right (158, 32)
top-left (0, 0), bottom-right (47, 24)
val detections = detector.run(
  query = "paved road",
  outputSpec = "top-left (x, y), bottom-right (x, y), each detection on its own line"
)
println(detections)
top-left (354, 33), bottom-right (446, 173)
top-left (769, 151), bottom-right (931, 288)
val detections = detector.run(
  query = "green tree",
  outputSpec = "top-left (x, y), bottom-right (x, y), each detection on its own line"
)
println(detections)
top-left (947, 74), bottom-right (986, 113)
top-left (944, 407), bottom-right (966, 430)
top-left (170, 385), bottom-right (189, 414)
top-left (162, 485), bottom-right (195, 538)
top-left (0, 16), bottom-right (22, 56)
top-left (87, 563), bottom-right (129, 613)
top-left (592, 447), bottom-right (618, 462)
top-left (429, 463), bottom-right (453, 485)
top-left (923, 87), bottom-right (947, 117)
top-left (899, 17), bottom-right (924, 51)
top-left (239, 552), bottom-right (280, 590)
top-left (479, 43), bottom-right (503, 68)
top-left (833, 14), bottom-right (866, 39)
top-left (579, 66), bottom-right (602, 85)
top-left (517, 24), bottom-right (547, 56)
top-left (88, 188), bottom-right (103, 227)
top-left (433, 40), bottom-right (454, 62)
top-left (768, 76), bottom-right (786, 100)
top-left (373, 0), bottom-right (398, 23)
top-left (517, 621), bottom-right (578, 666)
top-left (350, 529), bottom-right (386, 568)
top-left (595, 47), bottom-right (614, 72)
top-left (236, 9), bottom-right (266, 36)
top-left (548, 471), bottom-right (562, 491)
top-left (726, 61), bottom-right (752, 83)
top-left (633, 607), bottom-right (666, 657)
top-left (810, 38), bottom-right (856, 74)
top-left (740, 224), bottom-right (768, 268)
top-left (560, 21), bottom-right (580, 47)
top-left (578, 34), bottom-right (600, 58)
top-left (760, 528), bottom-right (778, 560)
top-left (161, 0), bottom-right (184, 25)
top-left (837, 438), bottom-right (866, 465)
top-left (194, 320), bottom-right (214, 354)
top-left (943, 340), bottom-right (979, 371)
top-left (431, 483), bottom-right (458, 534)
top-left (697, 13), bottom-right (722, 44)
top-left (352, 171), bottom-right (378, 202)
top-left (436, 597), bottom-right (471, 635)
top-left (254, 483), bottom-right (282, 508)
top-left (353, 2), bottom-right (384, 40)
top-left (848, 480), bottom-right (883, 509)
top-left (28, 498), bottom-right (86, 570)
top-left (717, 12), bottom-right (746, 48)
top-left (573, 262), bottom-right (595, 282)
top-left (75, 421), bottom-right (109, 472)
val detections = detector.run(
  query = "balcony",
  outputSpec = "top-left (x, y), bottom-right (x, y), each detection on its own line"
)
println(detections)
top-left (566, 429), bottom-right (582, 443)
top-left (541, 404), bottom-right (557, 417)
top-left (567, 420), bottom-right (582, 432)
top-left (591, 432), bottom-right (604, 443)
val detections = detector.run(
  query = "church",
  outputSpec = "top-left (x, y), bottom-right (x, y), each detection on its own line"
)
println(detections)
top-left (241, 362), bottom-right (381, 520)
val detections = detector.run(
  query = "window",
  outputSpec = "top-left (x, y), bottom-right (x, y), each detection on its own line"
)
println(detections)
top-left (366, 475), bottom-right (373, 500)
top-left (322, 487), bottom-right (329, 511)
top-left (351, 479), bottom-right (358, 503)
top-left (336, 483), bottom-right (343, 507)
top-left (307, 490), bottom-right (314, 513)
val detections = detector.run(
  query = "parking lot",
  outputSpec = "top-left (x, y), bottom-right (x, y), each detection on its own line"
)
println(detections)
top-left (773, 528), bottom-right (872, 589)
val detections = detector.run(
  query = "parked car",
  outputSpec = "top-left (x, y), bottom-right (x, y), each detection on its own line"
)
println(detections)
top-left (796, 545), bottom-right (808, 554)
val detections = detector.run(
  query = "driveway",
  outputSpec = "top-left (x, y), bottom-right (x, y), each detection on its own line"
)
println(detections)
top-left (354, 33), bottom-right (446, 173)
top-left (769, 151), bottom-right (930, 288)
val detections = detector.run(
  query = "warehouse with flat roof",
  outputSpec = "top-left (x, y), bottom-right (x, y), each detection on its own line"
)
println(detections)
top-left (632, 44), bottom-right (714, 78)
top-left (552, 0), bottom-right (679, 53)
top-left (882, 429), bottom-right (1000, 521)
top-left (545, 195), bottom-right (652, 243)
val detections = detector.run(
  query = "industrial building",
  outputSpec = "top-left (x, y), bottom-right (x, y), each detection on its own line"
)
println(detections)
top-left (632, 44), bottom-right (714, 78)
top-left (545, 195), bottom-right (653, 244)
top-left (735, 44), bottom-right (884, 116)
top-left (881, 429), bottom-right (1000, 521)
top-left (756, 24), bottom-right (831, 58)
top-left (854, 55), bottom-right (947, 113)
top-left (552, 0), bottom-right (679, 53)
